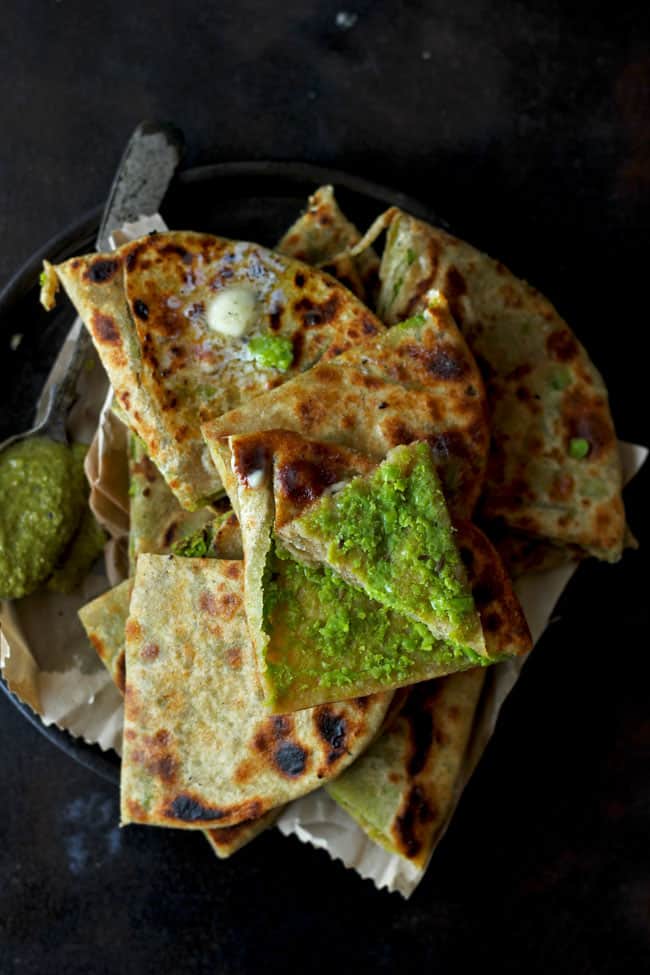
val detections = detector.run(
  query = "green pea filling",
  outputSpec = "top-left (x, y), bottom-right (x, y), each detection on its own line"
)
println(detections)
top-left (248, 333), bottom-right (294, 371)
top-left (569, 437), bottom-right (590, 459)
top-left (290, 441), bottom-right (482, 650)
top-left (263, 542), bottom-right (482, 706)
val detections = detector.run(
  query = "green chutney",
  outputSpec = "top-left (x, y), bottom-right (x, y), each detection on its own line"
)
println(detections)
top-left (0, 437), bottom-right (87, 599)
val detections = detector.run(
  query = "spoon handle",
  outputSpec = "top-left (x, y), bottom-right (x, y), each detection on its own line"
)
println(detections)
top-left (41, 327), bottom-right (93, 443)
top-left (46, 121), bottom-right (185, 440)
top-left (95, 121), bottom-right (184, 252)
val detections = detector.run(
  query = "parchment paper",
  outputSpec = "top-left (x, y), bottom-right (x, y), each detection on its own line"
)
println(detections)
top-left (1, 214), bottom-right (645, 897)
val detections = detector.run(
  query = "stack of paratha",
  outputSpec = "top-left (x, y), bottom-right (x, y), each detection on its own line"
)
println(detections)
top-left (44, 184), bottom-right (625, 875)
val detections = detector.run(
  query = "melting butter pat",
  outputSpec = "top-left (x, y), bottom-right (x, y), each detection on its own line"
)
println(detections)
top-left (206, 286), bottom-right (257, 337)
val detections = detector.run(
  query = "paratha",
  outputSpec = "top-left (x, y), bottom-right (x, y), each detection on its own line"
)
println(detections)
top-left (41, 231), bottom-right (382, 510)
top-left (277, 184), bottom-right (380, 303)
top-left (80, 435), bottom-right (273, 857)
top-left (78, 572), bottom-right (276, 857)
top-left (128, 433), bottom-right (215, 571)
top-left (202, 299), bottom-right (489, 520)
top-left (278, 441), bottom-right (485, 652)
top-left (79, 578), bottom-right (132, 694)
top-left (121, 555), bottom-right (391, 828)
top-left (327, 522), bottom-right (532, 866)
top-left (209, 430), bottom-right (526, 713)
top-left (371, 210), bottom-right (625, 561)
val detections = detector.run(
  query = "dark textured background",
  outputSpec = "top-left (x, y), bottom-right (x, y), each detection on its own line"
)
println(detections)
top-left (1, 2), bottom-right (649, 973)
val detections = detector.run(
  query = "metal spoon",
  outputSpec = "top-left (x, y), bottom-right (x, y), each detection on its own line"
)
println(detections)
top-left (0, 120), bottom-right (184, 456)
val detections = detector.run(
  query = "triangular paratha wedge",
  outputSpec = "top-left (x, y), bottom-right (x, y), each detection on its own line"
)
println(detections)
top-left (369, 210), bottom-right (625, 561)
top-left (279, 441), bottom-right (485, 653)
top-left (202, 300), bottom-right (489, 520)
top-left (80, 437), bottom-right (274, 858)
top-left (128, 433), bottom-right (216, 571)
top-left (41, 231), bottom-right (382, 510)
top-left (326, 522), bottom-right (532, 867)
top-left (79, 578), bottom-right (133, 694)
top-left (120, 555), bottom-right (391, 828)
top-left (277, 184), bottom-right (380, 303)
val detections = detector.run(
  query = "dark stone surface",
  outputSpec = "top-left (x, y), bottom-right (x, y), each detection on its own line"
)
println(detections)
top-left (1, 1), bottom-right (649, 972)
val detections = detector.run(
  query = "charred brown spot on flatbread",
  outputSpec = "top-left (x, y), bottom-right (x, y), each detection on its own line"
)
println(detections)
top-left (125, 618), bottom-right (141, 642)
top-left (293, 294), bottom-right (341, 328)
top-left (225, 646), bottom-right (242, 669)
top-left (253, 715), bottom-right (310, 779)
top-left (443, 266), bottom-right (467, 323)
top-left (361, 315), bottom-right (379, 336)
top-left (92, 312), bottom-right (120, 345)
top-left (198, 591), bottom-right (218, 615)
top-left (561, 389), bottom-right (615, 461)
top-left (401, 682), bottom-right (441, 777)
top-left (546, 329), bottom-right (579, 362)
top-left (166, 793), bottom-right (263, 824)
top-left (291, 330), bottom-right (304, 363)
top-left (276, 458), bottom-right (340, 507)
top-left (85, 258), bottom-right (119, 284)
top-left (393, 785), bottom-right (437, 860)
top-left (216, 590), bottom-right (242, 621)
top-left (131, 728), bottom-right (179, 786)
top-left (232, 441), bottom-right (269, 485)
top-left (133, 299), bottom-right (149, 320)
top-left (125, 798), bottom-right (147, 821)
top-left (381, 417), bottom-right (416, 447)
top-left (417, 343), bottom-right (470, 381)
top-left (314, 707), bottom-right (349, 765)
top-left (141, 642), bottom-right (159, 661)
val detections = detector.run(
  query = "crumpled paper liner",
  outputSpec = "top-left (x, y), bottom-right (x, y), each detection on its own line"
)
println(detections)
top-left (1, 214), bottom-right (646, 897)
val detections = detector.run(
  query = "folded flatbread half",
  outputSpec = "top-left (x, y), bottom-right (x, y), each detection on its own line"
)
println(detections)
top-left (203, 299), bottom-right (489, 520)
top-left (277, 184), bottom-right (380, 303)
top-left (120, 555), bottom-right (391, 829)
top-left (41, 231), bottom-right (382, 510)
top-left (368, 209), bottom-right (625, 562)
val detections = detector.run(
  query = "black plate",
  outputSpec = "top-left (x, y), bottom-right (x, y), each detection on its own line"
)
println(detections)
top-left (0, 160), bottom-right (443, 785)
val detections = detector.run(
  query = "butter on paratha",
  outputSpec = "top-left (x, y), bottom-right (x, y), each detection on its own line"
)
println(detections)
top-left (373, 210), bottom-right (625, 562)
top-left (202, 300), bottom-right (489, 520)
top-left (327, 522), bottom-right (531, 866)
top-left (121, 555), bottom-right (391, 828)
top-left (43, 231), bottom-right (382, 510)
